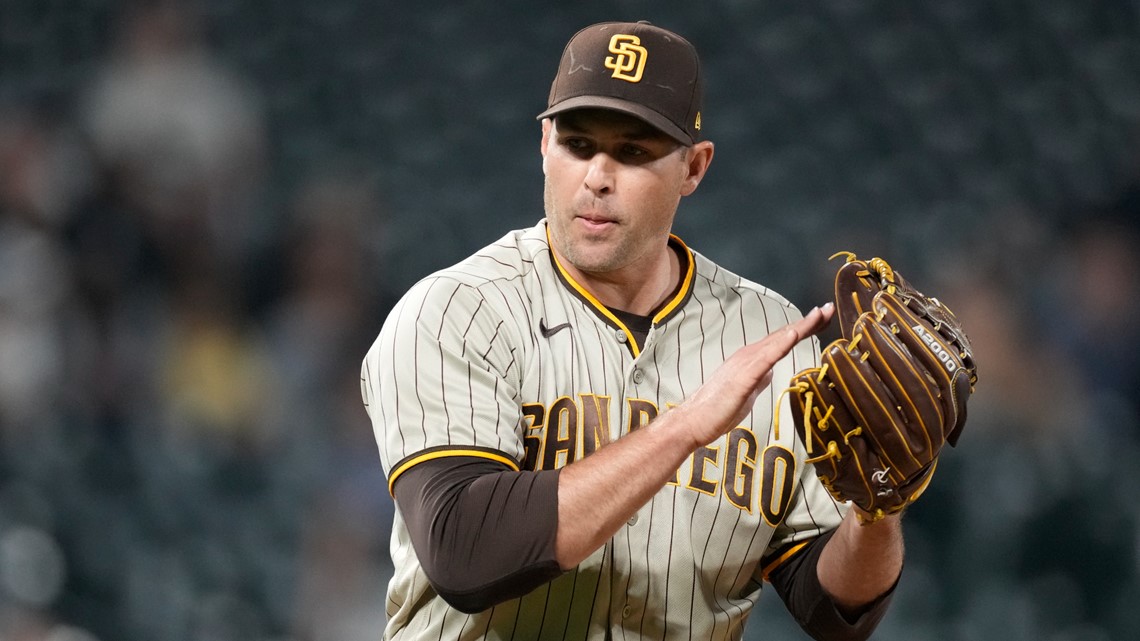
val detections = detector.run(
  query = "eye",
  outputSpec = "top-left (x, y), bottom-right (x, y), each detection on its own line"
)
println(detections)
top-left (620, 144), bottom-right (648, 159)
top-left (561, 137), bottom-right (593, 156)
top-left (615, 143), bottom-right (664, 165)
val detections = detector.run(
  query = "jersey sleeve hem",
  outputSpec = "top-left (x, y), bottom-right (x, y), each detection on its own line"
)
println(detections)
top-left (759, 540), bottom-right (812, 581)
top-left (388, 445), bottom-right (521, 495)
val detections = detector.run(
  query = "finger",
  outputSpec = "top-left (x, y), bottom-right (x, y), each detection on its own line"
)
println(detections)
top-left (750, 303), bottom-right (834, 369)
top-left (791, 302), bottom-right (834, 340)
top-left (819, 301), bottom-right (836, 324)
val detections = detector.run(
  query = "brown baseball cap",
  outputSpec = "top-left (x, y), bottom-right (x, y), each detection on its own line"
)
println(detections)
top-left (537, 21), bottom-right (703, 145)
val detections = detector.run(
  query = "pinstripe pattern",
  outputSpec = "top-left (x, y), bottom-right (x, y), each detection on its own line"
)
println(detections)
top-left (361, 220), bottom-right (846, 640)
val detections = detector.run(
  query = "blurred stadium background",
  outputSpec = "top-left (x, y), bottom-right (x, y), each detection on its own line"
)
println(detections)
top-left (1, 0), bottom-right (1139, 639)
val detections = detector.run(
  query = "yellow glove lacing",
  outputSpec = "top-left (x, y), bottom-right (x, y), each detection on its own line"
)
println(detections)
top-left (774, 363), bottom-right (860, 464)
top-left (830, 250), bottom-right (898, 295)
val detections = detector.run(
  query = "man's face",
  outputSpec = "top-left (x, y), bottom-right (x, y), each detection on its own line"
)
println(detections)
top-left (541, 109), bottom-right (709, 277)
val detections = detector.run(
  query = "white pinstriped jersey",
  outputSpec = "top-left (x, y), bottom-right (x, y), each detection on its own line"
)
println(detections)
top-left (360, 220), bottom-right (846, 641)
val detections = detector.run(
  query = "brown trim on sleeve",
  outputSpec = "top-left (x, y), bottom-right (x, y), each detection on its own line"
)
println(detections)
top-left (387, 445), bottom-right (521, 495)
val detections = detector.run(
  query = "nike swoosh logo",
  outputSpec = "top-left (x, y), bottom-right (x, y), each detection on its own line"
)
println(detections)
top-left (539, 319), bottom-right (571, 338)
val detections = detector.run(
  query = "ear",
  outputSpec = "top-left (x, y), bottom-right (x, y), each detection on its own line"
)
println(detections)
top-left (540, 118), bottom-right (553, 158)
top-left (539, 118), bottom-right (554, 175)
top-left (679, 141), bottom-right (714, 197)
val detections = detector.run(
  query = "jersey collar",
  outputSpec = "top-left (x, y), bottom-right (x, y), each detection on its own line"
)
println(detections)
top-left (545, 223), bottom-right (696, 357)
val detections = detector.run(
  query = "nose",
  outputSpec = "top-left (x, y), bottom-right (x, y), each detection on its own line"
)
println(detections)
top-left (583, 153), bottom-right (615, 195)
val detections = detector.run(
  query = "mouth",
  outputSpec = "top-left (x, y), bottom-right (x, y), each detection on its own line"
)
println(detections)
top-left (575, 212), bottom-right (617, 232)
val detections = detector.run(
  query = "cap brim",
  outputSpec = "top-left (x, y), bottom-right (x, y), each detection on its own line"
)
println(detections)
top-left (537, 96), bottom-right (693, 146)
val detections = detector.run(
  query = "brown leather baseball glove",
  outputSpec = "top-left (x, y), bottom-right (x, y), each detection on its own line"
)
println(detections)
top-left (787, 252), bottom-right (978, 523)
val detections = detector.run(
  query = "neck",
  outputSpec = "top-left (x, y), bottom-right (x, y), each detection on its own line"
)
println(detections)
top-left (555, 242), bottom-right (682, 316)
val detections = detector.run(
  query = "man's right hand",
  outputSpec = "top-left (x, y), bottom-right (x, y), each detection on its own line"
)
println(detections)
top-left (671, 303), bottom-right (834, 449)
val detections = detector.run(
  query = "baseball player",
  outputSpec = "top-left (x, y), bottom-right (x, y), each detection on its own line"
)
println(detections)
top-left (361, 21), bottom-right (904, 641)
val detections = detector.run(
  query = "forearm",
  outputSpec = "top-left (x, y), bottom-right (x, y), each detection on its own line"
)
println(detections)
top-left (555, 407), bottom-right (699, 568)
top-left (817, 510), bottom-right (904, 612)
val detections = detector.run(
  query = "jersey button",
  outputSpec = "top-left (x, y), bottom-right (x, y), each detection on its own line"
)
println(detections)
top-left (622, 604), bottom-right (632, 619)
top-left (627, 514), bottom-right (638, 526)
top-left (632, 369), bottom-right (644, 384)
top-left (616, 330), bottom-right (627, 343)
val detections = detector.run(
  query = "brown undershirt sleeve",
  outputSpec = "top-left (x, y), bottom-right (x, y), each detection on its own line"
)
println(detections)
top-left (391, 455), bottom-right (564, 613)
top-left (767, 530), bottom-right (898, 641)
